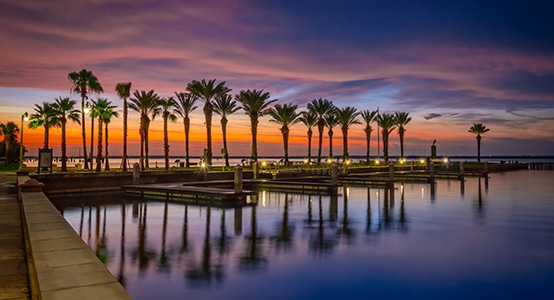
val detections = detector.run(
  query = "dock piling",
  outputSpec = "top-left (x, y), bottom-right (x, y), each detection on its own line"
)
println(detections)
top-left (133, 163), bottom-right (140, 185)
top-left (235, 164), bottom-right (243, 193)
top-left (331, 163), bottom-right (338, 185)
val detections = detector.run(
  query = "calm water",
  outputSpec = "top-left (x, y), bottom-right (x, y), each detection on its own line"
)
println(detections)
top-left (55, 170), bottom-right (554, 300)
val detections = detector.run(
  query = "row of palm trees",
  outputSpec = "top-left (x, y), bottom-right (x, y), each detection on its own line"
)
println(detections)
top-left (21, 68), bottom-right (491, 172)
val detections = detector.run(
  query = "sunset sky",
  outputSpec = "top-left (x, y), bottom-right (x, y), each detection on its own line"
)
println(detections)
top-left (1, 0), bottom-right (553, 159)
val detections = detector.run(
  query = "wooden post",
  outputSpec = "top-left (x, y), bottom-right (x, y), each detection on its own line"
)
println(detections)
top-left (429, 161), bottom-right (435, 180)
top-left (389, 161), bottom-right (395, 188)
top-left (460, 161), bottom-right (465, 174)
top-left (235, 164), bottom-right (243, 193)
top-left (410, 160), bottom-right (414, 171)
top-left (133, 163), bottom-right (140, 185)
top-left (331, 163), bottom-right (338, 186)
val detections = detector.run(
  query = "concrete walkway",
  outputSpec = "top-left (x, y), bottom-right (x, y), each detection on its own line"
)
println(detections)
top-left (0, 171), bottom-right (30, 300)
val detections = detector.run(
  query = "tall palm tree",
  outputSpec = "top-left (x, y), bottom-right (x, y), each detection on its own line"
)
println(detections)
top-left (298, 111), bottom-right (317, 163)
top-left (129, 90), bottom-right (160, 170)
top-left (307, 98), bottom-right (335, 164)
top-left (324, 110), bottom-right (340, 161)
top-left (93, 99), bottom-right (117, 172)
top-left (51, 97), bottom-right (80, 172)
top-left (236, 89), bottom-right (278, 161)
top-left (468, 123), bottom-right (490, 162)
top-left (376, 113), bottom-right (397, 162)
top-left (68, 69), bottom-right (103, 170)
top-left (268, 103), bottom-right (301, 165)
top-left (115, 82), bottom-right (132, 171)
top-left (28, 102), bottom-right (56, 149)
top-left (102, 106), bottom-right (119, 171)
top-left (159, 97), bottom-right (177, 170)
top-left (173, 92), bottom-right (198, 168)
top-left (336, 107), bottom-right (360, 162)
top-left (0, 122), bottom-right (19, 166)
top-left (213, 92), bottom-right (240, 167)
top-left (361, 110), bottom-right (378, 163)
top-left (87, 99), bottom-right (97, 169)
top-left (186, 79), bottom-right (230, 165)
top-left (394, 112), bottom-right (412, 159)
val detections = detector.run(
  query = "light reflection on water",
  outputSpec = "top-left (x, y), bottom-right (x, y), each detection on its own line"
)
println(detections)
top-left (55, 170), bottom-right (554, 300)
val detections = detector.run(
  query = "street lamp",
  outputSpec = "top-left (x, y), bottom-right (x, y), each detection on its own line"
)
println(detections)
top-left (19, 112), bottom-right (29, 171)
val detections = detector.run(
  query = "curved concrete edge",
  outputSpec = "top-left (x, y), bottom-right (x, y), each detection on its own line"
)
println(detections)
top-left (17, 176), bottom-right (132, 300)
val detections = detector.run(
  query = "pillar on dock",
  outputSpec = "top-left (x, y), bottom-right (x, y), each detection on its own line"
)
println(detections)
top-left (388, 161), bottom-right (395, 188)
top-left (484, 161), bottom-right (489, 173)
top-left (429, 161), bottom-right (435, 180)
top-left (133, 163), bottom-right (140, 185)
top-left (460, 161), bottom-right (465, 174)
top-left (331, 163), bottom-right (338, 185)
top-left (410, 160), bottom-right (414, 171)
top-left (253, 161), bottom-right (258, 180)
top-left (235, 164), bottom-right (243, 193)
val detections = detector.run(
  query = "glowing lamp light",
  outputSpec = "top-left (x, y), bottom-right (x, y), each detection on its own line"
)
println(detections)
top-left (201, 162), bottom-right (206, 168)
top-left (327, 158), bottom-right (332, 164)
top-left (84, 103), bottom-right (90, 114)
top-left (262, 161), bottom-right (267, 167)
top-left (443, 157), bottom-right (449, 163)
top-left (23, 114), bottom-right (29, 122)
top-left (375, 159), bottom-right (380, 165)
top-left (304, 159), bottom-right (308, 164)
top-left (420, 159), bottom-right (425, 164)
top-left (346, 160), bottom-right (351, 165)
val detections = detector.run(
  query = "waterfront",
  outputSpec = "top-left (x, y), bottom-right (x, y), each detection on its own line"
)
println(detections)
top-left (54, 170), bottom-right (554, 299)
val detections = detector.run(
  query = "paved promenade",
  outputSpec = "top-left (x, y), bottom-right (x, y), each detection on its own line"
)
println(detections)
top-left (0, 171), bottom-right (30, 300)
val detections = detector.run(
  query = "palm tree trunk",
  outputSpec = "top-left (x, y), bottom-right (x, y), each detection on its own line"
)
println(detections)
top-left (250, 116), bottom-right (258, 161)
top-left (281, 128), bottom-right (289, 165)
top-left (164, 117), bottom-right (169, 171)
top-left (328, 129), bottom-right (334, 159)
top-left (399, 129), bottom-right (405, 158)
top-left (145, 121), bottom-right (150, 169)
top-left (477, 135), bottom-right (481, 162)
top-left (105, 123), bottom-right (110, 171)
top-left (90, 115), bottom-right (94, 169)
top-left (139, 114), bottom-right (145, 170)
top-left (122, 98), bottom-right (128, 171)
top-left (221, 118), bottom-right (229, 167)
top-left (383, 132), bottom-right (389, 162)
top-left (61, 120), bottom-right (67, 171)
top-left (184, 118), bottom-right (190, 168)
top-left (307, 129), bottom-right (312, 163)
top-left (366, 133), bottom-right (370, 164)
top-left (96, 119), bottom-right (103, 172)
top-left (204, 104), bottom-right (213, 165)
top-left (43, 124), bottom-right (49, 149)
top-left (81, 96), bottom-right (88, 170)
top-left (342, 127), bottom-right (348, 162)
top-left (317, 124), bottom-right (324, 164)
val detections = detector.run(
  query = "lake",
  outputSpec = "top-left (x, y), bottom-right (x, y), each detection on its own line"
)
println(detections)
top-left (54, 170), bottom-right (554, 300)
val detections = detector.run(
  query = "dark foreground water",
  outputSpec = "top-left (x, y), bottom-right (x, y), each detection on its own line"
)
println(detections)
top-left (55, 170), bottom-right (554, 300)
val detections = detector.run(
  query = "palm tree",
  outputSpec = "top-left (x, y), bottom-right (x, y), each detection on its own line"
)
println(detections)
top-left (361, 110), bottom-right (378, 163)
top-left (394, 112), bottom-right (412, 159)
top-left (0, 122), bottom-right (19, 166)
top-left (115, 82), bottom-right (132, 171)
top-left (336, 107), bottom-right (360, 162)
top-left (298, 111), bottom-right (317, 163)
top-left (213, 92), bottom-right (240, 167)
top-left (68, 69), bottom-right (103, 170)
top-left (468, 123), bottom-right (490, 162)
top-left (376, 113), bottom-right (397, 162)
top-left (159, 97), bottom-right (177, 170)
top-left (102, 106), bottom-right (119, 171)
top-left (93, 99), bottom-right (117, 172)
top-left (173, 92), bottom-right (198, 168)
top-left (51, 97), bottom-right (80, 172)
top-left (28, 102), bottom-right (56, 149)
top-left (186, 79), bottom-right (230, 165)
top-left (129, 90), bottom-right (160, 170)
top-left (236, 89), bottom-right (278, 161)
top-left (87, 99), bottom-right (97, 169)
top-left (307, 98), bottom-right (335, 164)
top-left (268, 103), bottom-right (301, 165)
top-left (324, 110), bottom-right (340, 161)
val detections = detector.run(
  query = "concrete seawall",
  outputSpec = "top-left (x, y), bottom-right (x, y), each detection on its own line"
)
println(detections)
top-left (17, 175), bottom-right (131, 299)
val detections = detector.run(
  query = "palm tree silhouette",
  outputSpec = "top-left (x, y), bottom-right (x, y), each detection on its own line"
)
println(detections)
top-left (394, 112), bottom-right (412, 159)
top-left (115, 82), bottom-right (132, 171)
top-left (324, 110), bottom-right (339, 161)
top-left (336, 107), bottom-right (361, 162)
top-left (159, 97), bottom-right (177, 170)
top-left (0, 121), bottom-right (19, 166)
top-left (68, 69), bottom-right (103, 170)
top-left (376, 113), bottom-right (397, 162)
top-left (187, 79), bottom-right (230, 165)
top-left (268, 103), bottom-right (301, 165)
top-left (28, 102), bottom-right (56, 149)
top-left (93, 98), bottom-right (117, 172)
top-left (298, 111), bottom-right (317, 164)
top-left (51, 97), bottom-right (80, 171)
top-left (102, 104), bottom-right (119, 171)
top-left (361, 110), bottom-right (378, 164)
top-left (236, 89), bottom-right (277, 162)
top-left (468, 123), bottom-right (490, 162)
top-left (308, 98), bottom-right (335, 164)
top-left (129, 90), bottom-right (160, 170)
top-left (173, 92), bottom-right (198, 168)
top-left (213, 92), bottom-right (240, 167)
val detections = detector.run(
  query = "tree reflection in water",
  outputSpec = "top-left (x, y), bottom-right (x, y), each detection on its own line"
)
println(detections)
top-left (158, 202), bottom-right (170, 273)
top-left (239, 205), bottom-right (267, 272)
top-left (132, 203), bottom-right (156, 274)
top-left (272, 193), bottom-right (294, 253)
top-left (309, 195), bottom-right (338, 256)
